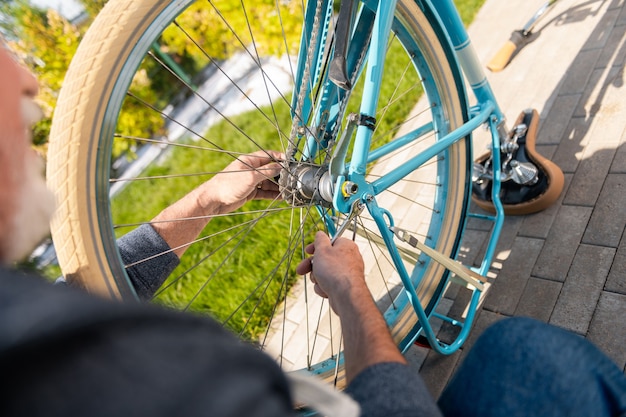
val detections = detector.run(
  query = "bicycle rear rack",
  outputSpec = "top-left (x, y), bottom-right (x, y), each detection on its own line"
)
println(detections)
top-left (388, 105), bottom-right (506, 355)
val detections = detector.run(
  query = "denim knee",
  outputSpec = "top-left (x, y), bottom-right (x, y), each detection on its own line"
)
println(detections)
top-left (438, 317), bottom-right (626, 417)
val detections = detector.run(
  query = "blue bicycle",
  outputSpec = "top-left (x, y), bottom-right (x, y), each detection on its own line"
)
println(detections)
top-left (47, 0), bottom-right (562, 388)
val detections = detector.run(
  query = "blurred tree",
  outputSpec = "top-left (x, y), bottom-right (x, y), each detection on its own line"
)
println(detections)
top-left (0, 0), bottom-right (304, 159)
top-left (76, 0), bottom-right (106, 17)
top-left (1, 0), bottom-right (81, 153)
top-left (0, 0), bottom-right (164, 159)
top-left (161, 0), bottom-right (302, 63)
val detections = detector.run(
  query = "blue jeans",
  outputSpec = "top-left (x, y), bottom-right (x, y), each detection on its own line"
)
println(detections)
top-left (438, 317), bottom-right (626, 417)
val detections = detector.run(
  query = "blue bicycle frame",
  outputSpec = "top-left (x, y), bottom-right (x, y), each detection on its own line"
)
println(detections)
top-left (293, 0), bottom-right (506, 354)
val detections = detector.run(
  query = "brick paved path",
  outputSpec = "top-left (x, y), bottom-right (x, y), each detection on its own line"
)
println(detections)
top-left (410, 0), bottom-right (626, 398)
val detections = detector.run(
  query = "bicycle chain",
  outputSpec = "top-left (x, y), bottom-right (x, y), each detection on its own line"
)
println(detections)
top-left (280, 0), bottom-right (327, 205)
top-left (281, 2), bottom-right (372, 207)
top-left (286, 0), bottom-right (327, 158)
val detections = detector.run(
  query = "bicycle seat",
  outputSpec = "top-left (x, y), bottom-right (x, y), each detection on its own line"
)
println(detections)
top-left (472, 109), bottom-right (564, 215)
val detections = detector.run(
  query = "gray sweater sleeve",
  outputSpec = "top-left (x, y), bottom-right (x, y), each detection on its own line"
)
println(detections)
top-left (345, 362), bottom-right (443, 417)
top-left (117, 224), bottom-right (180, 300)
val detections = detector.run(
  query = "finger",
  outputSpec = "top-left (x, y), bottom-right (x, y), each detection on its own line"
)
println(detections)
top-left (253, 189), bottom-right (281, 201)
top-left (313, 284), bottom-right (328, 299)
top-left (245, 150), bottom-right (285, 168)
top-left (264, 150), bottom-right (286, 163)
top-left (248, 162), bottom-right (282, 186)
top-left (259, 162), bottom-right (283, 176)
top-left (295, 257), bottom-right (313, 275)
top-left (257, 177), bottom-right (280, 191)
top-left (304, 242), bottom-right (315, 255)
top-left (314, 231), bottom-right (331, 249)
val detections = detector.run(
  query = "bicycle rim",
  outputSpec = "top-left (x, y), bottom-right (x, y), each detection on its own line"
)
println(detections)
top-left (48, 0), bottom-right (470, 386)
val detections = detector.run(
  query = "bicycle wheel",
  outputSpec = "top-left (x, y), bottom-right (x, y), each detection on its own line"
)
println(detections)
top-left (48, 0), bottom-right (470, 386)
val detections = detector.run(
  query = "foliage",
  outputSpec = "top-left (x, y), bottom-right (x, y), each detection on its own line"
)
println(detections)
top-left (161, 0), bottom-right (302, 63)
top-left (114, 68), bottom-right (167, 158)
top-left (1, 0), bottom-right (304, 160)
top-left (455, 0), bottom-right (486, 25)
top-left (76, 0), bottom-right (107, 17)
top-left (1, 0), bottom-right (81, 153)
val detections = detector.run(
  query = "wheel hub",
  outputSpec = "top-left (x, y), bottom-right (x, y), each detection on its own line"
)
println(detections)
top-left (279, 162), bottom-right (334, 207)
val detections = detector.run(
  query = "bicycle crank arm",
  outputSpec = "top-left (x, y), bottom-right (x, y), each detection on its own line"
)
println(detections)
top-left (390, 227), bottom-right (487, 291)
top-left (329, 0), bottom-right (356, 90)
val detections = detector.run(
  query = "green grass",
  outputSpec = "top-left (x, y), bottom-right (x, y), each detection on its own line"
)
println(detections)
top-left (455, 0), bottom-right (487, 26)
top-left (113, 102), bottom-right (300, 339)
top-left (110, 0), bottom-right (486, 340)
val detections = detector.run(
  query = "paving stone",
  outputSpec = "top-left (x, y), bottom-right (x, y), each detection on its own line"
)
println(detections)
top-left (405, 343), bottom-right (430, 374)
top-left (587, 291), bottom-right (626, 370)
top-left (464, 308), bottom-right (507, 344)
top-left (609, 125), bottom-right (626, 174)
top-left (437, 286), bottom-right (473, 345)
top-left (549, 244), bottom-right (616, 335)
top-left (611, 142), bottom-right (626, 173)
top-left (454, 309), bottom-right (508, 368)
top-left (419, 348), bottom-right (462, 400)
top-left (532, 205), bottom-right (593, 281)
top-left (582, 64), bottom-right (626, 146)
top-left (466, 203), bottom-right (497, 232)
top-left (420, 309), bottom-right (507, 399)
top-left (615, 2), bottom-right (626, 26)
top-left (483, 237), bottom-right (544, 315)
top-left (573, 67), bottom-right (608, 119)
top-left (414, 0), bottom-right (626, 394)
top-left (577, 4), bottom-right (618, 52)
top-left (536, 144), bottom-right (557, 160)
top-left (606, 227), bottom-right (626, 295)
top-left (515, 277), bottom-right (563, 322)
top-left (552, 117), bottom-right (594, 173)
top-left (560, 49), bottom-right (603, 95)
top-left (475, 215), bottom-right (524, 276)
top-left (582, 174), bottom-right (626, 247)
top-left (443, 280), bottom-right (462, 302)
top-left (537, 93), bottom-right (582, 146)
top-left (563, 142), bottom-right (616, 207)
top-left (457, 228), bottom-right (490, 269)
top-left (597, 20), bottom-right (626, 68)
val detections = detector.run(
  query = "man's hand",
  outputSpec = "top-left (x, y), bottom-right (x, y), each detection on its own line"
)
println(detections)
top-left (150, 150), bottom-right (284, 258)
top-left (296, 231), bottom-right (366, 315)
top-left (296, 231), bottom-right (407, 383)
top-left (199, 150), bottom-right (283, 215)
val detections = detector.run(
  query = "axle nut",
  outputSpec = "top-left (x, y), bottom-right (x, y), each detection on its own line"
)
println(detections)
top-left (341, 181), bottom-right (358, 197)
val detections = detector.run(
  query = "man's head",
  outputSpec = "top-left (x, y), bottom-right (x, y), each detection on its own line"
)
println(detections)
top-left (0, 43), bottom-right (56, 264)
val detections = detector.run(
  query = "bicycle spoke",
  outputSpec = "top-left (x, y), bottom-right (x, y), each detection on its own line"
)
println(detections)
top-left (126, 82), bottom-right (283, 163)
top-left (356, 216), bottom-right (398, 310)
top-left (170, 20), bottom-right (292, 149)
top-left (139, 199), bottom-right (286, 275)
top-left (205, 1), bottom-right (296, 110)
top-left (374, 58), bottom-right (416, 132)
